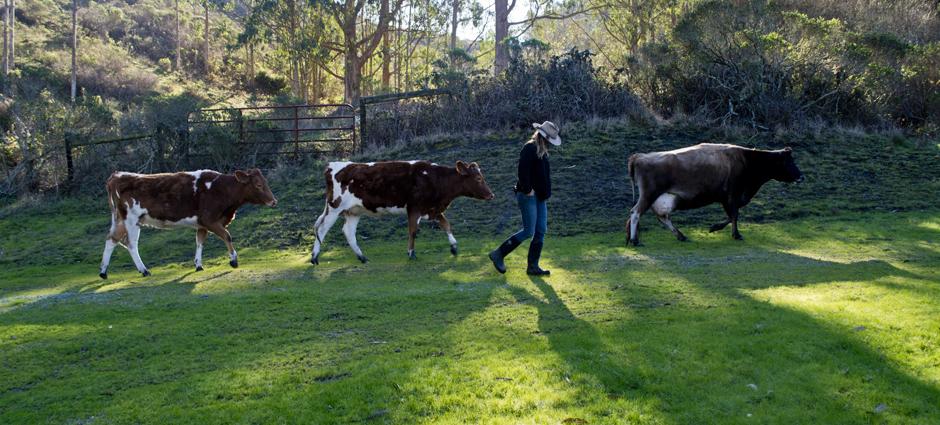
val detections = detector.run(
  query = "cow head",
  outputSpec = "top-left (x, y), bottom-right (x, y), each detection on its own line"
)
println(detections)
top-left (455, 161), bottom-right (495, 200)
top-left (235, 168), bottom-right (278, 207)
top-left (772, 147), bottom-right (804, 183)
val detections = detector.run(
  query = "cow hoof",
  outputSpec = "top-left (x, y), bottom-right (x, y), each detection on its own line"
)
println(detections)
top-left (450, 245), bottom-right (458, 256)
top-left (357, 255), bottom-right (369, 264)
top-left (630, 239), bottom-right (641, 247)
top-left (733, 234), bottom-right (744, 241)
top-left (677, 234), bottom-right (688, 242)
top-left (408, 251), bottom-right (417, 260)
top-left (311, 255), bottom-right (319, 265)
top-left (229, 260), bottom-right (239, 268)
top-left (99, 272), bottom-right (108, 280)
top-left (141, 270), bottom-right (151, 277)
top-left (195, 266), bottom-right (204, 272)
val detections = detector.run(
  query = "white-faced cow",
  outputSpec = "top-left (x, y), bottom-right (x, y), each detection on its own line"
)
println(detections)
top-left (311, 160), bottom-right (495, 264)
top-left (627, 143), bottom-right (803, 245)
top-left (99, 169), bottom-right (277, 278)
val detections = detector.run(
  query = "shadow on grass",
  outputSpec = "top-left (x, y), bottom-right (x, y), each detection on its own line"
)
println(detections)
top-left (524, 241), bottom-right (940, 422)
top-left (0, 258), bottom-right (502, 424)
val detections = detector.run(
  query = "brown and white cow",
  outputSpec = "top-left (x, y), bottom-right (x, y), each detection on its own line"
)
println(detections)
top-left (311, 160), bottom-right (494, 264)
top-left (627, 143), bottom-right (803, 245)
top-left (99, 169), bottom-right (277, 279)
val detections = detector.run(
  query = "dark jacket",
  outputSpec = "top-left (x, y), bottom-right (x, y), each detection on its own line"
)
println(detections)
top-left (514, 142), bottom-right (551, 200)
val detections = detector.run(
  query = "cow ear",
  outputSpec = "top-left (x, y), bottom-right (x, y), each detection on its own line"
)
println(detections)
top-left (235, 170), bottom-right (250, 183)
top-left (455, 161), bottom-right (468, 174)
top-left (469, 162), bottom-right (480, 170)
top-left (250, 168), bottom-right (263, 176)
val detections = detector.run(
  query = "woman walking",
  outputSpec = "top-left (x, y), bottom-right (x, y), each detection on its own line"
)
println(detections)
top-left (489, 121), bottom-right (561, 276)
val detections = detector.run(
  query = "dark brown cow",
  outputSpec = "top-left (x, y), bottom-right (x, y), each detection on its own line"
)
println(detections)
top-left (99, 169), bottom-right (277, 278)
top-left (311, 160), bottom-right (494, 264)
top-left (627, 143), bottom-right (803, 245)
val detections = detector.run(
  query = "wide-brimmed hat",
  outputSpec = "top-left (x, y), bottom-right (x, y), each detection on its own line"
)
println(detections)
top-left (532, 121), bottom-right (562, 146)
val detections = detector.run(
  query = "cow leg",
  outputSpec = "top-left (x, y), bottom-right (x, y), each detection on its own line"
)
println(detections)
top-left (342, 213), bottom-right (368, 263)
top-left (628, 196), bottom-right (653, 246)
top-left (407, 210), bottom-right (420, 260)
top-left (194, 228), bottom-right (208, 271)
top-left (436, 213), bottom-right (458, 256)
top-left (99, 218), bottom-right (127, 279)
top-left (206, 223), bottom-right (238, 268)
top-left (709, 219), bottom-right (731, 233)
top-left (652, 193), bottom-right (687, 242)
top-left (311, 207), bottom-right (341, 265)
top-left (123, 215), bottom-right (150, 277)
top-left (722, 202), bottom-right (743, 240)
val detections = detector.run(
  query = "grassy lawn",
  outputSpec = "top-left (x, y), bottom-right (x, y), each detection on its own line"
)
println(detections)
top-left (2, 210), bottom-right (939, 424)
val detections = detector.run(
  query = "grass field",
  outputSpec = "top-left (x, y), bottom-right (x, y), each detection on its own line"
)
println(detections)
top-left (2, 209), bottom-right (939, 424)
top-left (2, 122), bottom-right (939, 423)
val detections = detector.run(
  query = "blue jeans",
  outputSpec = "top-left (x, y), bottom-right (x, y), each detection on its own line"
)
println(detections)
top-left (511, 193), bottom-right (547, 244)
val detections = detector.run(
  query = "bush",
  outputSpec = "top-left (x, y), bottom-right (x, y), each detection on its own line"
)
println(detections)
top-left (363, 49), bottom-right (650, 148)
top-left (625, 0), bottom-right (940, 129)
top-left (253, 71), bottom-right (289, 95)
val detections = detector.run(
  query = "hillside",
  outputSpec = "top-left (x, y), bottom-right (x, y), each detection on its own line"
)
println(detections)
top-left (2, 121), bottom-right (938, 268)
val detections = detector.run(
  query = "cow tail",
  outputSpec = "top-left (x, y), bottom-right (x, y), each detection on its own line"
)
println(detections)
top-left (314, 167), bottom-right (333, 245)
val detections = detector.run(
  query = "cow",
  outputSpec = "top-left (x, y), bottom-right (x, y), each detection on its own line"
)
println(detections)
top-left (626, 143), bottom-right (803, 245)
top-left (99, 169), bottom-right (277, 279)
top-left (310, 160), bottom-right (495, 264)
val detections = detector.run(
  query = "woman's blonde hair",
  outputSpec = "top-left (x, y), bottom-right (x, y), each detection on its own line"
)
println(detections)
top-left (527, 131), bottom-right (550, 159)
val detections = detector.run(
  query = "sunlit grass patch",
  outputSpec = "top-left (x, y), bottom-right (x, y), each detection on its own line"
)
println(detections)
top-left (1, 211), bottom-right (939, 423)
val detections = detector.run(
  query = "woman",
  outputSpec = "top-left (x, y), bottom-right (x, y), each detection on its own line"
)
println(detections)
top-left (489, 121), bottom-right (561, 276)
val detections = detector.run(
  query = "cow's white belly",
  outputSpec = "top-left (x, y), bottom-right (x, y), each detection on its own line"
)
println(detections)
top-left (374, 206), bottom-right (406, 215)
top-left (140, 215), bottom-right (199, 229)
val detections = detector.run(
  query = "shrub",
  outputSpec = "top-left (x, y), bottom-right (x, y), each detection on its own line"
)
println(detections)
top-left (253, 71), bottom-right (288, 95)
top-left (626, 0), bottom-right (940, 129)
top-left (363, 49), bottom-right (650, 148)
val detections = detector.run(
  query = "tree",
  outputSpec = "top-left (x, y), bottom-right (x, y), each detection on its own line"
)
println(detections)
top-left (494, 0), bottom-right (510, 73)
top-left (175, 0), bottom-right (181, 72)
top-left (203, 0), bottom-right (210, 75)
top-left (71, 0), bottom-right (78, 103)
top-left (325, 0), bottom-right (404, 104)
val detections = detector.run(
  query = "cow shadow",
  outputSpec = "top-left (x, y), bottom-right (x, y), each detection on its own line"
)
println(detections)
top-left (529, 243), bottom-right (940, 421)
top-left (0, 257), bottom-right (503, 424)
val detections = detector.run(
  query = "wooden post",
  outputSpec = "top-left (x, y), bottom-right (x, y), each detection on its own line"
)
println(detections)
top-left (64, 133), bottom-right (74, 184)
top-left (293, 105), bottom-right (299, 157)
top-left (359, 102), bottom-right (367, 151)
top-left (237, 109), bottom-right (244, 144)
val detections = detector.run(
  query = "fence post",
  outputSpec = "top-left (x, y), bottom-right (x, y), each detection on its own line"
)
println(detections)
top-left (64, 132), bottom-right (75, 184)
top-left (358, 102), bottom-right (367, 152)
top-left (237, 109), bottom-right (244, 144)
top-left (293, 106), bottom-right (300, 157)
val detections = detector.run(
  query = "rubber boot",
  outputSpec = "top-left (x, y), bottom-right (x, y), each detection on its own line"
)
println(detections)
top-left (526, 241), bottom-right (550, 276)
top-left (488, 237), bottom-right (521, 274)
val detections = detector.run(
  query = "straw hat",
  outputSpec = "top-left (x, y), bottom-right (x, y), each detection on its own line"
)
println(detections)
top-left (532, 121), bottom-right (562, 146)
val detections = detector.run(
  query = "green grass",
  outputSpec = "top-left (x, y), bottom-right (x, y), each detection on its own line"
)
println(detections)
top-left (2, 209), bottom-right (939, 424)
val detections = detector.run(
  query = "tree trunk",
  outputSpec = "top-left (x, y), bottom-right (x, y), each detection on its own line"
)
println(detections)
top-left (381, 0), bottom-right (391, 92)
top-left (311, 63), bottom-right (320, 104)
top-left (71, 0), bottom-right (77, 103)
top-left (344, 36), bottom-right (360, 105)
top-left (450, 0), bottom-right (459, 52)
top-left (203, 2), bottom-right (210, 76)
top-left (494, 0), bottom-right (509, 74)
top-left (175, 0), bottom-right (181, 71)
top-left (8, 0), bottom-right (12, 70)
top-left (248, 42), bottom-right (255, 83)
top-left (289, 0), bottom-right (300, 97)
top-left (3, 0), bottom-right (9, 79)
